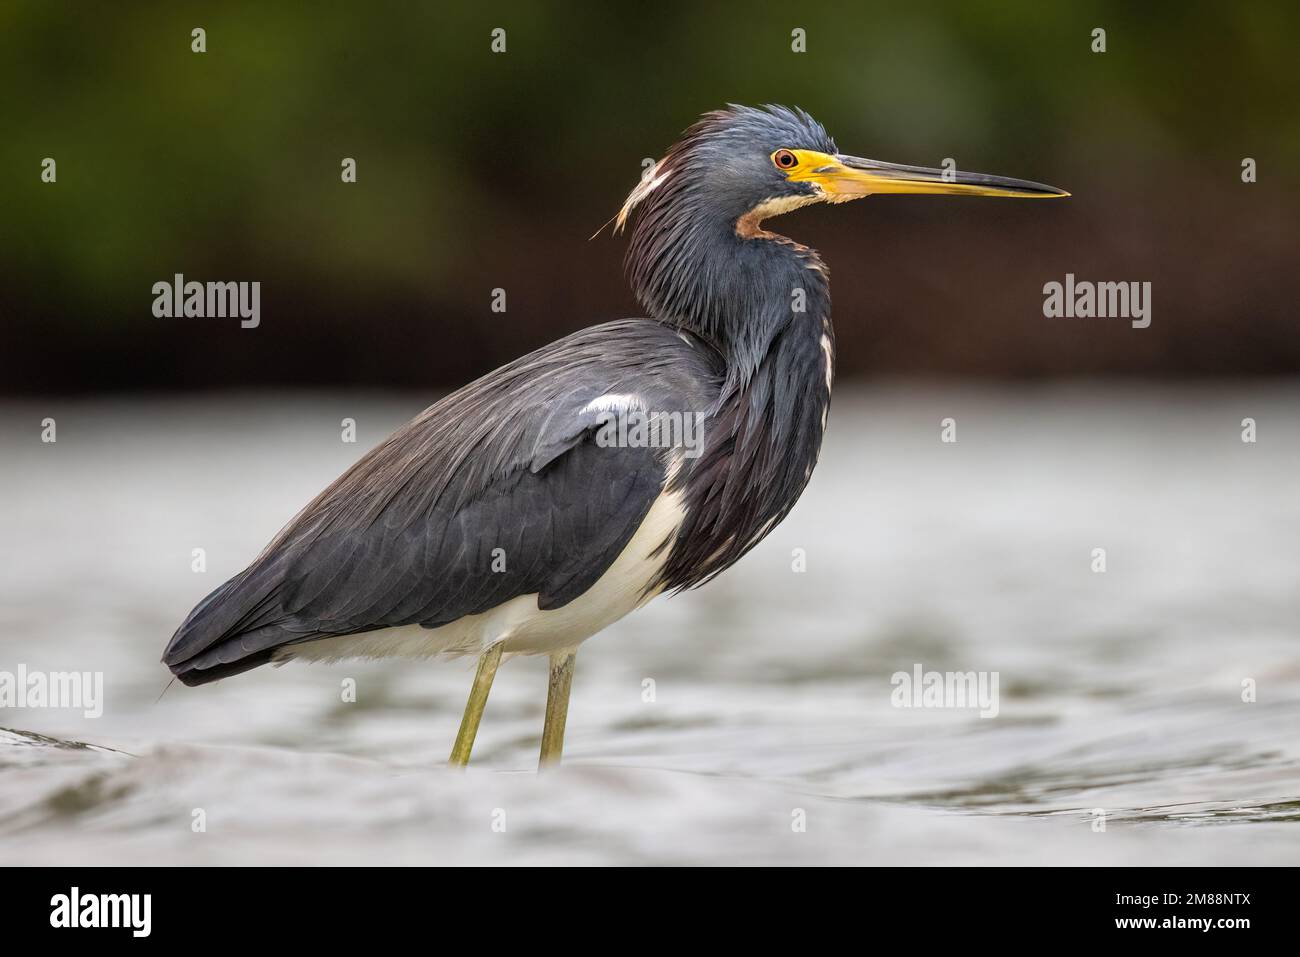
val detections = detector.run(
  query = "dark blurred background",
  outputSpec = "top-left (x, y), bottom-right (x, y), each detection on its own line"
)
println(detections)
top-left (2, 0), bottom-right (1297, 394)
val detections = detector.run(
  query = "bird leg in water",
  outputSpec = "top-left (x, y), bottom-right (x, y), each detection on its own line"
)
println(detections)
top-left (538, 651), bottom-right (576, 769)
top-left (448, 643), bottom-right (503, 767)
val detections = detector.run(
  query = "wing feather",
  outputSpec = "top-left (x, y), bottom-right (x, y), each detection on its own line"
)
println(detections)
top-left (164, 320), bottom-right (721, 683)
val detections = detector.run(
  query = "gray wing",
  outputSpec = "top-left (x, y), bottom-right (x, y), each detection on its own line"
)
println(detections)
top-left (163, 319), bottom-right (721, 684)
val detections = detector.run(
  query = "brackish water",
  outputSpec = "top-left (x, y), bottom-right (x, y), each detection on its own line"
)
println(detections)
top-left (2, 385), bottom-right (1298, 865)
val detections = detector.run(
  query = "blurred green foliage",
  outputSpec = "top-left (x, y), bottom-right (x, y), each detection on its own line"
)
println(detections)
top-left (2, 1), bottom-right (1297, 390)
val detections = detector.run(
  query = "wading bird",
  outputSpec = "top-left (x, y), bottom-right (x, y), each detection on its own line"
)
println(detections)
top-left (163, 105), bottom-right (1065, 768)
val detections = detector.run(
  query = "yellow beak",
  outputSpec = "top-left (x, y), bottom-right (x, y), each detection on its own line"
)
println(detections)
top-left (782, 149), bottom-right (1069, 201)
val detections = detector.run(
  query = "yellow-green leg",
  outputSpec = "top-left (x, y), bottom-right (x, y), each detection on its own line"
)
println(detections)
top-left (448, 643), bottom-right (503, 767)
top-left (538, 650), bottom-right (576, 770)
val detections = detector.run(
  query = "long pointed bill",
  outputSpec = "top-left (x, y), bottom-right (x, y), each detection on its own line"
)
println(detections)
top-left (784, 150), bottom-right (1068, 201)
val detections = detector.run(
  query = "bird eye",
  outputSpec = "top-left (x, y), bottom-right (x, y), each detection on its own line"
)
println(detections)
top-left (772, 149), bottom-right (798, 171)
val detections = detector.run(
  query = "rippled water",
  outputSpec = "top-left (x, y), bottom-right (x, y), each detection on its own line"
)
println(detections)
top-left (2, 385), bottom-right (1298, 865)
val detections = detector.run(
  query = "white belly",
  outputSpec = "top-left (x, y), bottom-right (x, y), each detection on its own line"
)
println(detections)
top-left (276, 487), bottom-right (686, 664)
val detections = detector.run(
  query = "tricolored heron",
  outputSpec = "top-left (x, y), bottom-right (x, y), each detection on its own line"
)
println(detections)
top-left (163, 105), bottom-right (1066, 768)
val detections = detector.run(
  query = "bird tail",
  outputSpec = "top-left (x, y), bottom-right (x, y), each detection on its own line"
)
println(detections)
top-left (162, 571), bottom-right (289, 686)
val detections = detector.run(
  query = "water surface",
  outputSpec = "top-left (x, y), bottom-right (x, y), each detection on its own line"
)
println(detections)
top-left (2, 385), bottom-right (1297, 864)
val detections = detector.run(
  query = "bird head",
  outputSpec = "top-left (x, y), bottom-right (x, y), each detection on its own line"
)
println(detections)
top-left (616, 105), bottom-right (1067, 353)
top-left (616, 104), bottom-right (1067, 240)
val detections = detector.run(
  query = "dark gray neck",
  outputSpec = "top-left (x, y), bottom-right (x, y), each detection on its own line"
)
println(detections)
top-left (639, 227), bottom-right (836, 592)
top-left (629, 218), bottom-right (831, 391)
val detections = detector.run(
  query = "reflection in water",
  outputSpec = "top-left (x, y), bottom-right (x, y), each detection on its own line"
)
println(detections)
top-left (1, 385), bottom-right (1298, 864)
